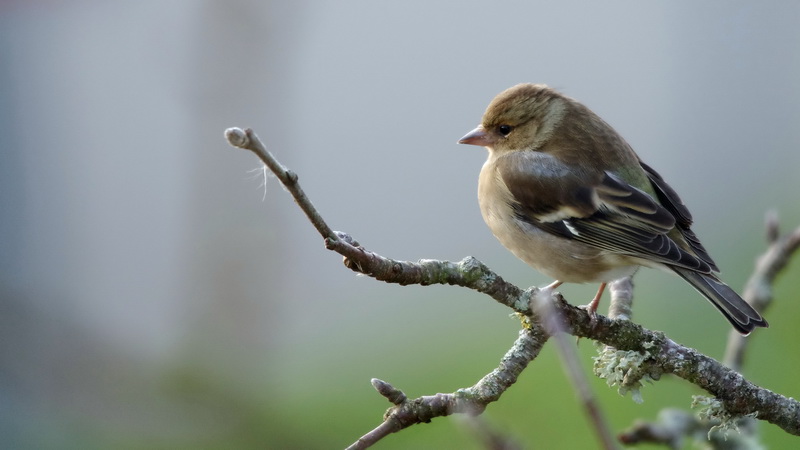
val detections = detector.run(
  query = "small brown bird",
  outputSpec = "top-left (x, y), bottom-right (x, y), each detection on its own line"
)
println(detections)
top-left (459, 83), bottom-right (767, 335)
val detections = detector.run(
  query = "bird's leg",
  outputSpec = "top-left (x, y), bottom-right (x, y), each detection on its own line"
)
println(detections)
top-left (544, 280), bottom-right (564, 291)
top-left (583, 282), bottom-right (607, 326)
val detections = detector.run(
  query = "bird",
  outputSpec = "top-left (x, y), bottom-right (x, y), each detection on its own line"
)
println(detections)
top-left (458, 83), bottom-right (767, 335)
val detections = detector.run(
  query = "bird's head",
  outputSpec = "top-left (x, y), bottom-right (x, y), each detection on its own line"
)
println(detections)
top-left (459, 83), bottom-right (565, 154)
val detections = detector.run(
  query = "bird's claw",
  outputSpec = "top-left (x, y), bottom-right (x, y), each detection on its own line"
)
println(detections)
top-left (577, 303), bottom-right (600, 329)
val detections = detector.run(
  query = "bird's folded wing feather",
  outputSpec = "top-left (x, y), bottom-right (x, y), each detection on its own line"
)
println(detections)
top-left (640, 161), bottom-right (718, 271)
top-left (497, 153), bottom-right (713, 273)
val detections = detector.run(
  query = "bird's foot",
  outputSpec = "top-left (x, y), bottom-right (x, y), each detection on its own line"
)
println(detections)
top-left (577, 304), bottom-right (599, 328)
top-left (578, 283), bottom-right (607, 328)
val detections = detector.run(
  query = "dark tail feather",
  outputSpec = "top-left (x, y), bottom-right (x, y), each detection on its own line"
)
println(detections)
top-left (671, 267), bottom-right (768, 335)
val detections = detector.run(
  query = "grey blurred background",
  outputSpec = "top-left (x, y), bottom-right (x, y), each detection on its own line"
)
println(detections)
top-left (1, 1), bottom-right (799, 448)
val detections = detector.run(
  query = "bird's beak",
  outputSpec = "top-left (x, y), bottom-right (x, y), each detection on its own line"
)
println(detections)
top-left (458, 126), bottom-right (495, 147)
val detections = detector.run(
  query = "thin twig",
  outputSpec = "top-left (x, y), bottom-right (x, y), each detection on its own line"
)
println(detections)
top-left (532, 288), bottom-right (618, 450)
top-left (724, 212), bottom-right (800, 370)
top-left (225, 127), bottom-right (337, 241)
top-left (607, 277), bottom-right (634, 322)
top-left (346, 327), bottom-right (548, 449)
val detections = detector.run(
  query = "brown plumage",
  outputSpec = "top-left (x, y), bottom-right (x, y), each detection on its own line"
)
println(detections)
top-left (459, 83), bottom-right (767, 335)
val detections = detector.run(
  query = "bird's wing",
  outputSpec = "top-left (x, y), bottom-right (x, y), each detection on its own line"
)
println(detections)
top-left (640, 161), bottom-right (719, 272)
top-left (496, 153), bottom-right (713, 273)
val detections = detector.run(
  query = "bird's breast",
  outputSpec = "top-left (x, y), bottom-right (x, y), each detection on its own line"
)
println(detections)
top-left (478, 158), bottom-right (637, 283)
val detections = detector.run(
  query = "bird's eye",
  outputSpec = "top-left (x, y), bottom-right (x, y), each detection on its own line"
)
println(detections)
top-left (497, 125), bottom-right (513, 136)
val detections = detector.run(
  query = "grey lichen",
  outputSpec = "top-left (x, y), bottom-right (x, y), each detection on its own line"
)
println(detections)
top-left (692, 395), bottom-right (760, 445)
top-left (593, 341), bottom-right (658, 404)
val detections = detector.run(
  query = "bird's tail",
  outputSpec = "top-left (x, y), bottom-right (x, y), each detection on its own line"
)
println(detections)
top-left (670, 267), bottom-right (768, 335)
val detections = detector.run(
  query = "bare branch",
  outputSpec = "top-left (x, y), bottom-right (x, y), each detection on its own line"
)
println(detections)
top-left (225, 127), bottom-right (336, 241)
top-left (608, 277), bottom-right (634, 322)
top-left (347, 327), bottom-right (547, 449)
top-left (225, 127), bottom-right (800, 445)
top-left (618, 408), bottom-right (697, 448)
top-left (724, 213), bottom-right (800, 370)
